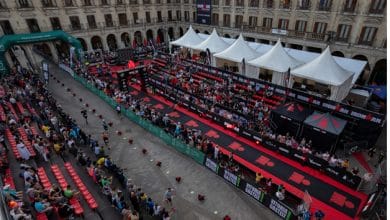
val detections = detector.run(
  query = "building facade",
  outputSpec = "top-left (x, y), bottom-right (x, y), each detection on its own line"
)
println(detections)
top-left (0, 0), bottom-right (386, 84)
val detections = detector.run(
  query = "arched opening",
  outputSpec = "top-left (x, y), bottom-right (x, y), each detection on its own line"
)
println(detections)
top-left (121, 32), bottom-right (131, 47)
top-left (106, 34), bottom-right (117, 51)
top-left (331, 51), bottom-right (344, 57)
top-left (204, 30), bottom-right (210, 35)
top-left (370, 59), bottom-right (386, 85)
top-left (234, 35), bottom-right (240, 39)
top-left (224, 34), bottom-right (231, 38)
top-left (259, 39), bottom-right (270, 44)
top-left (55, 41), bottom-right (70, 57)
top-left (157, 29), bottom-right (165, 43)
top-left (195, 29), bottom-right (200, 33)
top-left (146, 29), bottom-right (154, 41)
top-left (353, 55), bottom-right (370, 70)
top-left (91, 36), bottom-right (103, 50)
top-left (77, 38), bottom-right (88, 51)
top-left (134, 31), bottom-right (142, 45)
top-left (33, 43), bottom-right (53, 58)
top-left (353, 55), bottom-right (370, 84)
top-left (290, 44), bottom-right (303, 50)
top-left (168, 27), bottom-right (174, 40)
top-left (245, 37), bottom-right (255, 42)
top-left (307, 46), bottom-right (322, 53)
top-left (179, 27), bottom-right (184, 37)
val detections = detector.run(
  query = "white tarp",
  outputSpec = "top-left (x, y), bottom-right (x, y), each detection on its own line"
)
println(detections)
top-left (214, 34), bottom-right (260, 63)
top-left (248, 39), bottom-right (303, 86)
top-left (289, 47), bottom-right (354, 101)
top-left (170, 25), bottom-right (204, 48)
top-left (192, 28), bottom-right (230, 53)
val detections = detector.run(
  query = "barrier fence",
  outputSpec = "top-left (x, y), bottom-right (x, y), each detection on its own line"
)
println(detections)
top-left (61, 65), bottom-right (298, 220)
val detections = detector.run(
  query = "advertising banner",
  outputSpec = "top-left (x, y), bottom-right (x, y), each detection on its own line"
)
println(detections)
top-left (196, 0), bottom-right (212, 25)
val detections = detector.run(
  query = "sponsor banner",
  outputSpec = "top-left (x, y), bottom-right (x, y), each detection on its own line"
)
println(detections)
top-left (244, 182), bottom-right (262, 201)
top-left (223, 169), bottom-right (240, 186)
top-left (196, 0), bottom-right (212, 25)
top-left (205, 158), bottom-right (218, 173)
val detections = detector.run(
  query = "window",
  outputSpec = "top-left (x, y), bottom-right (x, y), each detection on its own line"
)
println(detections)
top-left (343, 0), bottom-right (357, 12)
top-left (249, 0), bottom-right (259, 7)
top-left (263, 17), bottom-right (272, 28)
top-left (313, 22), bottom-right (327, 34)
top-left (155, 0), bottom-right (161, 3)
top-left (84, 0), bottom-right (93, 6)
top-left (101, 0), bottom-right (109, 5)
top-left (236, 0), bottom-right (244, 7)
top-left (42, 0), bottom-right (56, 7)
top-left (129, 0), bottom-right (137, 4)
top-left (64, 0), bottom-right (74, 6)
top-left (145, 12), bottom-right (151, 23)
top-left (318, 0), bottom-right (331, 11)
top-left (359, 26), bottom-right (377, 45)
top-left (26, 19), bottom-right (40, 33)
top-left (118, 13), bottom-right (128, 26)
top-left (19, 0), bottom-right (31, 8)
top-left (297, 0), bottom-right (310, 10)
top-left (50, 17), bottom-right (62, 30)
top-left (176, 10), bottom-right (181, 21)
top-left (212, 0), bottom-right (219, 5)
top-left (336, 24), bottom-right (351, 42)
top-left (133, 12), bottom-right (139, 24)
top-left (295, 20), bottom-right (307, 32)
top-left (278, 19), bottom-right (289, 30)
top-left (167, 0), bottom-right (171, 3)
top-left (264, 0), bottom-right (273, 8)
top-left (224, 0), bottom-right (230, 6)
top-left (104, 14), bottom-right (113, 27)
top-left (184, 0), bottom-right (189, 3)
top-left (279, 0), bottom-right (290, 9)
top-left (235, 15), bottom-right (243, 28)
top-left (87, 15), bottom-right (97, 28)
top-left (157, 11), bottom-right (162, 22)
top-left (248, 16), bottom-right (257, 27)
top-left (69, 16), bottom-right (81, 30)
top-left (369, 0), bottom-right (386, 14)
top-left (184, 11), bottom-right (190, 21)
top-left (143, 0), bottom-right (151, 4)
top-left (0, 20), bottom-right (14, 35)
top-left (223, 14), bottom-right (230, 27)
top-left (116, 0), bottom-right (124, 4)
top-left (212, 13), bottom-right (219, 25)
top-left (168, 10), bottom-right (172, 21)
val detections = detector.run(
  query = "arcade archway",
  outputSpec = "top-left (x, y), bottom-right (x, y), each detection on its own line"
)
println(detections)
top-left (91, 36), bottom-right (103, 50)
top-left (106, 34), bottom-right (118, 51)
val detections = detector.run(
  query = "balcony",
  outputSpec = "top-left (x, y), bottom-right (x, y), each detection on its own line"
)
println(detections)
top-left (306, 32), bottom-right (326, 41)
top-left (368, 8), bottom-right (385, 15)
top-left (288, 30), bottom-right (305, 38)
top-left (17, 3), bottom-right (34, 10)
top-left (334, 37), bottom-right (349, 43)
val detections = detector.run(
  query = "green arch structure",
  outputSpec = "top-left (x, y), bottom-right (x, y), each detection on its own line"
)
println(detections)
top-left (0, 30), bottom-right (82, 75)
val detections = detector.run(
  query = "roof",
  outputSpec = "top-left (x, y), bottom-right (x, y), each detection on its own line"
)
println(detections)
top-left (191, 28), bottom-right (230, 53)
top-left (290, 47), bottom-right (354, 86)
top-left (304, 111), bottom-right (347, 135)
top-left (213, 34), bottom-right (260, 63)
top-left (248, 39), bottom-right (303, 72)
top-left (273, 102), bottom-right (313, 122)
top-left (170, 25), bottom-right (204, 48)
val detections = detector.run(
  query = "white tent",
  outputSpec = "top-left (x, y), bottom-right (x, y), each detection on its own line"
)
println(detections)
top-left (214, 34), bottom-right (260, 77)
top-left (191, 28), bottom-right (230, 66)
top-left (289, 46), bottom-right (354, 102)
top-left (170, 25), bottom-right (204, 48)
top-left (248, 39), bottom-right (303, 86)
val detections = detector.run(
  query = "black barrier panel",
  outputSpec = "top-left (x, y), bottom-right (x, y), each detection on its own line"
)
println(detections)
top-left (262, 195), bottom-right (296, 220)
top-left (196, 0), bottom-right (212, 25)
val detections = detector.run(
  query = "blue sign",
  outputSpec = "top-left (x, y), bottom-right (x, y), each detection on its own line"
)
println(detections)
top-left (196, 0), bottom-right (212, 25)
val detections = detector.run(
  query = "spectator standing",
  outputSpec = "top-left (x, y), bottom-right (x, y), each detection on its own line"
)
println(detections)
top-left (314, 209), bottom-right (325, 220)
top-left (367, 147), bottom-right (376, 161)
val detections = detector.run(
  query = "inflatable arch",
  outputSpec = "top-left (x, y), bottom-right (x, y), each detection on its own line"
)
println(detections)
top-left (0, 30), bottom-right (82, 74)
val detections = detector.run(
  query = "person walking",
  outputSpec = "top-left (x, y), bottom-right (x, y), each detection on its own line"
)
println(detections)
top-left (164, 188), bottom-right (174, 206)
top-left (81, 109), bottom-right (88, 124)
top-left (102, 119), bottom-right (108, 131)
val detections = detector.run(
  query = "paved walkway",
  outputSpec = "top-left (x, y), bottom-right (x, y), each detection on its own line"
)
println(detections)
top-left (49, 64), bottom-right (276, 220)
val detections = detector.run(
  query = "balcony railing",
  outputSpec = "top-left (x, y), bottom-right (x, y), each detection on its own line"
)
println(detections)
top-left (279, 2), bottom-right (291, 9)
top-left (334, 37), bottom-right (349, 43)
top-left (341, 2), bottom-right (357, 13)
top-left (368, 8), bottom-right (385, 14)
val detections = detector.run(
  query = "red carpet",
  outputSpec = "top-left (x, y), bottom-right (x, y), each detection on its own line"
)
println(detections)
top-left (127, 84), bottom-right (368, 220)
top-left (352, 152), bottom-right (373, 173)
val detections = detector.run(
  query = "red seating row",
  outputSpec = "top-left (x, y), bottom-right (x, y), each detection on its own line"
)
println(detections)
top-left (25, 103), bottom-right (38, 117)
top-left (17, 127), bottom-right (36, 157)
top-left (3, 168), bottom-right (16, 189)
top-left (5, 129), bottom-right (21, 160)
top-left (0, 105), bottom-right (5, 122)
top-left (197, 71), bottom-right (223, 83)
top-left (37, 167), bottom-right (52, 190)
top-left (50, 165), bottom-right (84, 215)
top-left (64, 162), bottom-right (98, 210)
top-left (16, 102), bottom-right (26, 115)
top-left (30, 126), bottom-right (39, 137)
top-left (5, 102), bottom-right (19, 122)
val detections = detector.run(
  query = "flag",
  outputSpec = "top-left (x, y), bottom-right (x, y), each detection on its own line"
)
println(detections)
top-left (132, 39), bottom-right (137, 49)
top-left (284, 67), bottom-right (291, 87)
top-left (156, 35), bottom-right (161, 44)
top-left (206, 48), bottom-right (211, 65)
top-left (241, 58), bottom-right (246, 75)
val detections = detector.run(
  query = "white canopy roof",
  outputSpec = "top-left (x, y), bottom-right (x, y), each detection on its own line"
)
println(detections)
top-left (213, 34), bottom-right (260, 62)
top-left (170, 25), bottom-right (204, 48)
top-left (248, 39), bottom-right (303, 72)
top-left (191, 28), bottom-right (230, 53)
top-left (290, 47), bottom-right (354, 86)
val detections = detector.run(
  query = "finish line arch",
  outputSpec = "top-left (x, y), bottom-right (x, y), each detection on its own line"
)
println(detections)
top-left (0, 30), bottom-right (83, 74)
